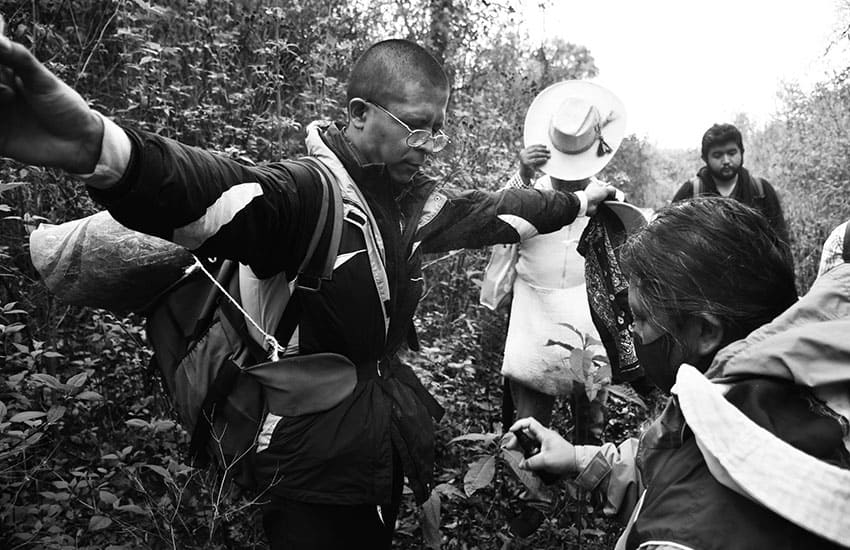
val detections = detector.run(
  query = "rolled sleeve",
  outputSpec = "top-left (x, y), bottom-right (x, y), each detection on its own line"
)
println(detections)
top-left (575, 190), bottom-right (588, 217)
top-left (574, 447), bottom-right (612, 491)
top-left (71, 113), bottom-right (132, 189)
top-left (573, 438), bottom-right (642, 520)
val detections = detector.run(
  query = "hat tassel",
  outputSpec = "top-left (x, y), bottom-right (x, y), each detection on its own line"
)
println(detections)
top-left (596, 127), bottom-right (613, 157)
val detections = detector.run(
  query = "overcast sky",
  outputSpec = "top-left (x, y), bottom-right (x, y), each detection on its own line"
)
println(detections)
top-left (524, 0), bottom-right (849, 149)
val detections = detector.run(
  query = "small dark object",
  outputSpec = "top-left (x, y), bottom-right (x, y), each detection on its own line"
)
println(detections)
top-left (512, 429), bottom-right (561, 485)
top-left (509, 507), bottom-right (546, 538)
top-left (513, 428), bottom-right (541, 456)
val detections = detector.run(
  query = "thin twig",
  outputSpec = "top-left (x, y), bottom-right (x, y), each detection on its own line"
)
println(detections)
top-left (75, 0), bottom-right (124, 86)
top-left (422, 249), bottom-right (465, 270)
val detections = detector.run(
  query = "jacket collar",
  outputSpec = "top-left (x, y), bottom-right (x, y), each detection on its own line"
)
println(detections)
top-left (706, 263), bottom-right (850, 384)
top-left (311, 121), bottom-right (438, 209)
top-left (319, 122), bottom-right (388, 187)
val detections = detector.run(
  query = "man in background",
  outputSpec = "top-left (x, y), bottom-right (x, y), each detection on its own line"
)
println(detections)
top-left (672, 123), bottom-right (792, 268)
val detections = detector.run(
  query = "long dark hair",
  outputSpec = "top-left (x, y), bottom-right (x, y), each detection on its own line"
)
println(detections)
top-left (621, 197), bottom-right (797, 345)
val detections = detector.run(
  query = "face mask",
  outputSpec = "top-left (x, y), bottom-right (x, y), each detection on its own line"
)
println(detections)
top-left (633, 331), bottom-right (680, 393)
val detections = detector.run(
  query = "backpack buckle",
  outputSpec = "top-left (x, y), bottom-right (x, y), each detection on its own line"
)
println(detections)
top-left (294, 274), bottom-right (322, 292)
top-left (345, 209), bottom-right (368, 228)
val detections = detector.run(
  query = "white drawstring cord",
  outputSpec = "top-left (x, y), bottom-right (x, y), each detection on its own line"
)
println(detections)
top-left (193, 257), bottom-right (283, 361)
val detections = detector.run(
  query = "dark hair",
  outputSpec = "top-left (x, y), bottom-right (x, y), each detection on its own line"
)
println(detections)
top-left (701, 123), bottom-right (744, 162)
top-left (621, 197), bottom-right (796, 345)
top-left (347, 39), bottom-right (449, 106)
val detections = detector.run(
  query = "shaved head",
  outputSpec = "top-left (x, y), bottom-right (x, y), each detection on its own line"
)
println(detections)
top-left (347, 39), bottom-right (449, 106)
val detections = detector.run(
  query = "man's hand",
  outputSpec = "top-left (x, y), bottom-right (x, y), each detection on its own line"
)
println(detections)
top-left (504, 417), bottom-right (577, 476)
top-left (583, 179), bottom-right (616, 216)
top-left (518, 144), bottom-right (550, 185)
top-left (0, 16), bottom-right (103, 173)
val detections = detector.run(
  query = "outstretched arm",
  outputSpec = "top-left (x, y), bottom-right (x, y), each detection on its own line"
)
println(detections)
top-left (0, 21), bottom-right (320, 277)
top-left (417, 180), bottom-right (615, 253)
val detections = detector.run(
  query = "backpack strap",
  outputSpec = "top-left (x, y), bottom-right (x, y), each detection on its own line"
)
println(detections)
top-left (691, 176), bottom-right (702, 197)
top-left (293, 156), bottom-right (344, 292)
top-left (270, 158), bottom-right (345, 355)
top-left (190, 159), bottom-right (338, 356)
top-left (266, 158), bottom-right (345, 357)
top-left (230, 158), bottom-right (343, 358)
top-left (750, 176), bottom-right (765, 199)
top-left (187, 159), bottom-right (343, 464)
top-left (693, 174), bottom-right (765, 200)
top-left (283, 158), bottom-right (342, 290)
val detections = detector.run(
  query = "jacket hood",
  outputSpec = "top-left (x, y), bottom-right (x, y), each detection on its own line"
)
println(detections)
top-left (706, 262), bottom-right (850, 386)
top-left (305, 121), bottom-right (438, 208)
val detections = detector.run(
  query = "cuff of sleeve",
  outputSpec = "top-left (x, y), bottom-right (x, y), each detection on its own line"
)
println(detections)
top-left (70, 112), bottom-right (132, 189)
top-left (575, 190), bottom-right (588, 217)
top-left (573, 447), bottom-right (611, 492)
top-left (588, 178), bottom-right (624, 203)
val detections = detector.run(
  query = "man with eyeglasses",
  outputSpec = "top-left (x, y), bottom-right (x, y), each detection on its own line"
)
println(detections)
top-left (0, 29), bottom-right (615, 549)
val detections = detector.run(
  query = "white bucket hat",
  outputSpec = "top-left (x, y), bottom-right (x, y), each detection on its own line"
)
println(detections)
top-left (523, 80), bottom-right (627, 181)
top-left (674, 365), bottom-right (850, 547)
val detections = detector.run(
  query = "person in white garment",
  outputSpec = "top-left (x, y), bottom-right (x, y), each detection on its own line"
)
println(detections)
top-left (480, 80), bottom-right (628, 537)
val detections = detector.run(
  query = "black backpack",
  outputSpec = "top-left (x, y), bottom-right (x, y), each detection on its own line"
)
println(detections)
top-left (691, 174), bottom-right (765, 199)
top-left (144, 157), bottom-right (344, 485)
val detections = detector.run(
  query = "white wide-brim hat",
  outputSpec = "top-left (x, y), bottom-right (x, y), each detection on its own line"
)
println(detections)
top-left (524, 80), bottom-right (627, 181)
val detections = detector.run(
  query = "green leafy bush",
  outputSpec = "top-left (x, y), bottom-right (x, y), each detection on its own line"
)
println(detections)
top-left (3, 0), bottom-right (847, 548)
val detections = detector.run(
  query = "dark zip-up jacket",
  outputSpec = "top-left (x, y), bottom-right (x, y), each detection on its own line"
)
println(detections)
top-left (672, 167), bottom-right (792, 267)
top-left (89, 121), bottom-right (584, 506)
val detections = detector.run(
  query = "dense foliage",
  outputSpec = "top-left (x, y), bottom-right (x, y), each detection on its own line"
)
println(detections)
top-left (1, 1), bottom-right (848, 548)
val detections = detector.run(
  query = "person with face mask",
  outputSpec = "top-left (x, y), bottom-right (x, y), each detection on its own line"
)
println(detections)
top-left (505, 198), bottom-right (850, 550)
top-left (672, 123), bottom-right (792, 270)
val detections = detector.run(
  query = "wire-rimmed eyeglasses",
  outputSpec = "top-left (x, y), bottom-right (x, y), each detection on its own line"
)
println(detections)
top-left (360, 99), bottom-right (450, 153)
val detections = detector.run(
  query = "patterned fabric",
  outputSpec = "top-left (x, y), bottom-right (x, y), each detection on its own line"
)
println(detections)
top-left (577, 204), bottom-right (642, 383)
top-left (505, 170), bottom-right (533, 189)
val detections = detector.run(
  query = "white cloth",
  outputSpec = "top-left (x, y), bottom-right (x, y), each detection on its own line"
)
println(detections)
top-left (501, 176), bottom-right (602, 395)
top-left (479, 243), bottom-right (518, 310)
